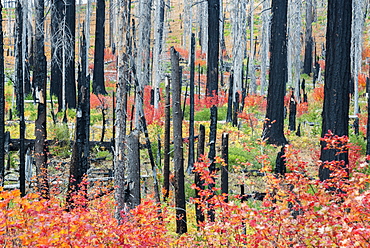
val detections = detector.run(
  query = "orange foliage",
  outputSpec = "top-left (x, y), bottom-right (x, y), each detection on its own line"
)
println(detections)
top-left (297, 102), bottom-right (308, 117)
top-left (174, 47), bottom-right (188, 59)
top-left (312, 85), bottom-right (324, 102)
top-left (90, 94), bottom-right (112, 109)
top-left (318, 59), bottom-right (325, 70)
top-left (362, 47), bottom-right (370, 60)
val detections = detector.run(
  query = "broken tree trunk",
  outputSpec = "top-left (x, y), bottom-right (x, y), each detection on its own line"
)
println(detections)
top-left (171, 47), bottom-right (187, 234)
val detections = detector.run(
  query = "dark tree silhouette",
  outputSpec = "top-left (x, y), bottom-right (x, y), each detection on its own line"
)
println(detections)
top-left (67, 32), bottom-right (90, 207)
top-left (262, 0), bottom-right (288, 146)
top-left (171, 47), bottom-right (187, 234)
top-left (93, 0), bottom-right (107, 95)
top-left (34, 0), bottom-right (49, 197)
top-left (0, 2), bottom-right (5, 186)
top-left (303, 0), bottom-right (313, 75)
top-left (319, 0), bottom-right (352, 181)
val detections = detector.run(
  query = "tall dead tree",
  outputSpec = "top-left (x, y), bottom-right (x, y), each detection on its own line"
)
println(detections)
top-left (93, 0), bottom-right (107, 95)
top-left (64, 0), bottom-right (76, 108)
top-left (34, 0), bottom-right (49, 197)
top-left (231, 0), bottom-right (247, 98)
top-left (0, 2), bottom-right (4, 186)
top-left (207, 0), bottom-right (220, 223)
top-left (260, 0), bottom-right (271, 95)
top-left (319, 0), bottom-right (352, 181)
top-left (171, 47), bottom-right (187, 234)
top-left (262, 0), bottom-right (288, 146)
top-left (67, 31), bottom-right (90, 207)
top-left (287, 0), bottom-right (302, 101)
top-left (351, 0), bottom-right (365, 116)
top-left (115, 0), bottom-right (130, 221)
top-left (303, 0), bottom-right (314, 75)
top-left (152, 0), bottom-right (165, 110)
top-left (163, 76), bottom-right (170, 200)
top-left (198, 0), bottom-right (208, 54)
top-left (249, 0), bottom-right (257, 95)
top-left (15, 1), bottom-right (26, 196)
top-left (135, 0), bottom-right (153, 125)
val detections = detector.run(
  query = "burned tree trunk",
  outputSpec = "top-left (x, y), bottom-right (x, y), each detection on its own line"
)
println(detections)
top-left (64, 0), bottom-right (76, 109)
top-left (171, 47), bottom-right (187, 234)
top-left (0, 2), bottom-right (4, 186)
top-left (34, 0), bottom-right (49, 197)
top-left (319, 0), bottom-right (352, 181)
top-left (163, 76), bottom-right (170, 201)
top-left (262, 0), bottom-right (288, 146)
top-left (303, 0), bottom-right (313, 75)
top-left (125, 130), bottom-right (141, 209)
top-left (260, 0), bottom-right (271, 95)
top-left (221, 133), bottom-right (229, 202)
top-left (93, 0), bottom-right (107, 95)
top-left (187, 33), bottom-right (196, 174)
top-left (115, 0), bottom-right (130, 221)
top-left (226, 73), bottom-right (234, 123)
top-left (195, 124), bottom-right (205, 225)
top-left (288, 90), bottom-right (297, 131)
top-left (67, 32), bottom-right (90, 207)
top-left (15, 1), bottom-right (26, 196)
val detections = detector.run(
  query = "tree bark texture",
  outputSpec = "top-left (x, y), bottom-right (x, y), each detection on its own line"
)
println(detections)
top-left (64, 0), bottom-right (76, 109)
top-left (262, 0), bottom-right (288, 146)
top-left (115, 0), bottom-right (130, 221)
top-left (0, 2), bottom-right (4, 186)
top-left (206, 0), bottom-right (220, 97)
top-left (163, 76), bottom-right (170, 201)
top-left (67, 32), bottom-right (90, 207)
top-left (126, 130), bottom-right (141, 209)
top-left (187, 33), bottom-right (195, 174)
top-left (93, 0), bottom-right (107, 95)
top-left (260, 0), bottom-right (271, 95)
top-left (319, 0), bottom-right (352, 181)
top-left (303, 0), bottom-right (314, 75)
top-left (171, 47), bottom-right (187, 234)
top-left (221, 133), bottom-right (229, 202)
top-left (34, 0), bottom-right (49, 197)
top-left (231, 0), bottom-right (247, 99)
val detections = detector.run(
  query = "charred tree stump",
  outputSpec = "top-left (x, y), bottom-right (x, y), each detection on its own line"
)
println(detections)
top-left (126, 129), bottom-right (141, 209)
top-left (288, 90), bottom-right (297, 131)
top-left (195, 124), bottom-right (205, 225)
top-left (163, 76), bottom-right (171, 201)
top-left (171, 47), bottom-right (187, 234)
top-left (221, 133), bottom-right (229, 202)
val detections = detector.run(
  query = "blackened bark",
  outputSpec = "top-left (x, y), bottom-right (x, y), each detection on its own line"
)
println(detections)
top-left (67, 32), bottom-right (90, 207)
top-left (195, 124), bottom-right (205, 224)
top-left (126, 130), bottom-right (141, 208)
top-left (65, 0), bottom-right (76, 108)
top-left (171, 47), bottom-right (187, 234)
top-left (226, 72), bottom-right (234, 123)
top-left (187, 34), bottom-right (196, 174)
top-left (140, 115), bottom-right (161, 203)
top-left (303, 0), bottom-right (313, 75)
top-left (233, 92), bottom-right (239, 127)
top-left (93, 0), bottom-right (107, 95)
top-left (163, 76), bottom-right (170, 201)
top-left (221, 133), bottom-right (229, 202)
top-left (206, 0), bottom-right (220, 96)
top-left (34, 0), bottom-right (49, 197)
top-left (288, 91), bottom-right (297, 131)
top-left (275, 147), bottom-right (286, 175)
top-left (319, 0), bottom-right (352, 181)
top-left (262, 0), bottom-right (288, 146)
top-left (0, 2), bottom-right (4, 186)
top-left (16, 1), bottom-right (25, 195)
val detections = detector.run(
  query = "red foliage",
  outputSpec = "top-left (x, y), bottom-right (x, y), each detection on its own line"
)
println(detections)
top-left (297, 102), bottom-right (308, 117)
top-left (90, 94), bottom-right (112, 109)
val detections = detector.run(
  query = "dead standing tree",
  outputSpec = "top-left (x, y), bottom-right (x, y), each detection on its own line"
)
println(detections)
top-left (319, 0), bottom-right (352, 181)
top-left (115, 0), bottom-right (130, 220)
top-left (262, 0), bottom-right (288, 146)
top-left (260, 0), bottom-right (271, 95)
top-left (67, 31), bottom-right (90, 207)
top-left (171, 47), bottom-right (187, 234)
top-left (0, 2), bottom-right (5, 186)
top-left (34, 0), bottom-right (49, 197)
top-left (93, 0), bottom-right (108, 95)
